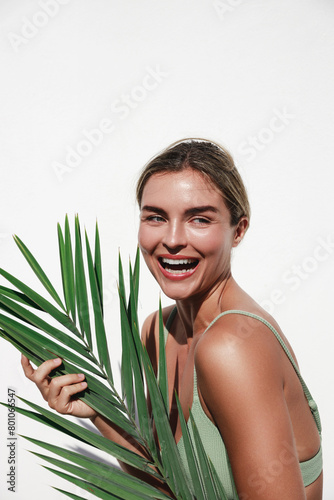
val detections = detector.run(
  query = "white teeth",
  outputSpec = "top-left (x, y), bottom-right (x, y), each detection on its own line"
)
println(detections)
top-left (165, 268), bottom-right (192, 274)
top-left (161, 258), bottom-right (196, 265)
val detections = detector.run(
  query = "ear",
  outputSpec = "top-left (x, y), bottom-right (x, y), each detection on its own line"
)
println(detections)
top-left (232, 217), bottom-right (248, 247)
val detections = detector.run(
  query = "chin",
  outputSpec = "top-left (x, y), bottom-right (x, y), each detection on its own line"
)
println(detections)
top-left (159, 282), bottom-right (200, 302)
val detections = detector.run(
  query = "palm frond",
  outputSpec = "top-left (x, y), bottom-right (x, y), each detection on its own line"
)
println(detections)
top-left (0, 216), bottom-right (230, 499)
top-left (13, 234), bottom-right (66, 311)
top-left (22, 436), bottom-right (172, 499)
top-left (158, 298), bottom-right (169, 413)
top-left (57, 216), bottom-right (76, 321)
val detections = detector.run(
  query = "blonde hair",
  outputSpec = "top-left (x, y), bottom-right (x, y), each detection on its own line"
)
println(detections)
top-left (136, 138), bottom-right (250, 228)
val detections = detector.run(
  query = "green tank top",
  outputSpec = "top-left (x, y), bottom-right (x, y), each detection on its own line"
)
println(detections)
top-left (164, 308), bottom-right (322, 499)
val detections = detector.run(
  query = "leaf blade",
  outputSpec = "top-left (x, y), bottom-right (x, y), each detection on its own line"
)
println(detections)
top-left (34, 453), bottom-right (163, 499)
top-left (188, 411), bottom-right (223, 499)
top-left (94, 220), bottom-right (103, 316)
top-left (9, 398), bottom-right (156, 475)
top-left (0, 268), bottom-right (81, 337)
top-left (85, 230), bottom-right (113, 383)
top-left (64, 216), bottom-right (76, 322)
top-left (0, 293), bottom-right (91, 361)
top-left (0, 314), bottom-right (101, 377)
top-left (175, 393), bottom-right (206, 500)
top-left (23, 436), bottom-right (172, 500)
top-left (118, 253), bottom-right (134, 415)
top-left (141, 347), bottom-right (195, 499)
top-left (75, 216), bottom-right (92, 348)
top-left (13, 234), bottom-right (65, 311)
top-left (158, 298), bottom-right (169, 413)
top-left (0, 285), bottom-right (43, 310)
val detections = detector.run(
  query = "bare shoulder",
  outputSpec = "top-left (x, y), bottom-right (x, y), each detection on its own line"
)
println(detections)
top-left (194, 312), bottom-right (307, 500)
top-left (195, 310), bottom-right (285, 387)
top-left (141, 304), bottom-right (176, 343)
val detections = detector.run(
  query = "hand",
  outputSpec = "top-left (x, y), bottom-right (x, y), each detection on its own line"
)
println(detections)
top-left (21, 355), bottom-right (97, 419)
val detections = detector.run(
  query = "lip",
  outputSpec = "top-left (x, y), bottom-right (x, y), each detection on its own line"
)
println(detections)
top-left (157, 254), bottom-right (199, 281)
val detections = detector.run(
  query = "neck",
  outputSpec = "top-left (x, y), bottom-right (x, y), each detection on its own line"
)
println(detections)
top-left (175, 271), bottom-right (235, 339)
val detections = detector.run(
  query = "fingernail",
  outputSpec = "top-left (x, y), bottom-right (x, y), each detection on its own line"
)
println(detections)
top-left (78, 374), bottom-right (85, 380)
top-left (53, 358), bottom-right (61, 364)
top-left (80, 382), bottom-right (87, 388)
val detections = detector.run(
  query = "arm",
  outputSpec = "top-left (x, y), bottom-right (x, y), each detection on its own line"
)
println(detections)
top-left (21, 313), bottom-right (171, 493)
top-left (21, 307), bottom-right (160, 425)
top-left (195, 321), bottom-right (306, 500)
top-left (21, 355), bottom-right (148, 452)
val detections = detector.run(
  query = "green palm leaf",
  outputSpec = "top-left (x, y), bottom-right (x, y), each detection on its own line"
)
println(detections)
top-left (119, 261), bottom-right (157, 456)
top-left (85, 230), bottom-right (113, 383)
top-left (44, 467), bottom-right (132, 500)
top-left (94, 221), bottom-right (103, 315)
top-left (158, 298), bottom-right (169, 412)
top-left (0, 216), bottom-right (231, 500)
top-left (22, 436), bottom-right (172, 499)
top-left (0, 268), bottom-right (81, 337)
top-left (188, 412), bottom-right (228, 499)
top-left (13, 234), bottom-right (66, 311)
top-left (0, 285), bottom-right (43, 309)
top-left (118, 252), bottom-right (135, 417)
top-left (132, 246), bottom-right (140, 310)
top-left (0, 313), bottom-right (102, 376)
top-left (141, 347), bottom-right (194, 499)
top-left (0, 327), bottom-right (45, 367)
top-left (53, 489), bottom-right (86, 500)
top-left (0, 293), bottom-right (91, 359)
top-left (37, 454), bottom-right (168, 500)
top-left (57, 216), bottom-right (76, 321)
top-left (11, 397), bottom-right (154, 475)
top-left (74, 216), bottom-right (92, 349)
top-left (175, 394), bottom-right (206, 500)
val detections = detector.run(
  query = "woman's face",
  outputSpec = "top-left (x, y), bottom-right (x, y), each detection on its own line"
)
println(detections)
top-left (138, 168), bottom-right (238, 301)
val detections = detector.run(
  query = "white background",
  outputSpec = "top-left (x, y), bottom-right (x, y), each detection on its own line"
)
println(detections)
top-left (0, 0), bottom-right (333, 498)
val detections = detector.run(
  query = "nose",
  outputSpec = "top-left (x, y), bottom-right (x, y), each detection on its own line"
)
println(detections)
top-left (162, 219), bottom-right (187, 254)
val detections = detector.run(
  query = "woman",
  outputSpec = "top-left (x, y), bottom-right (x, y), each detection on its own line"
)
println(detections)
top-left (22, 139), bottom-right (322, 499)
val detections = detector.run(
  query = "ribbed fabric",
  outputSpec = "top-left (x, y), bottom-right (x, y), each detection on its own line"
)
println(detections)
top-left (300, 441), bottom-right (322, 486)
top-left (177, 369), bottom-right (236, 499)
top-left (164, 308), bottom-right (322, 496)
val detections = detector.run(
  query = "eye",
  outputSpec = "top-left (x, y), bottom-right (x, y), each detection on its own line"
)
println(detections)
top-left (146, 215), bottom-right (166, 223)
top-left (191, 217), bottom-right (211, 225)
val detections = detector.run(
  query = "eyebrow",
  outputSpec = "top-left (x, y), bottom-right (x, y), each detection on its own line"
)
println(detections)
top-left (141, 205), bottom-right (219, 216)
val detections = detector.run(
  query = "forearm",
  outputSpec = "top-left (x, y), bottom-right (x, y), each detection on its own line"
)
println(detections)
top-left (90, 413), bottom-right (174, 496)
top-left (90, 413), bottom-right (149, 459)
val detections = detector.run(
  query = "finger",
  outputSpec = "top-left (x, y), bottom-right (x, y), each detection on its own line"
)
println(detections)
top-left (21, 354), bottom-right (35, 379)
top-left (54, 380), bottom-right (88, 414)
top-left (32, 358), bottom-right (63, 385)
top-left (48, 373), bottom-right (86, 403)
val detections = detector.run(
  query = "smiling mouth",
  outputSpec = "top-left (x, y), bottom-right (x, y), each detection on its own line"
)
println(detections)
top-left (158, 257), bottom-right (199, 275)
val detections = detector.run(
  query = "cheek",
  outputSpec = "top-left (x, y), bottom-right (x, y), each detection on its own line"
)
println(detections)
top-left (138, 225), bottom-right (158, 254)
top-left (191, 229), bottom-right (232, 260)
top-left (191, 227), bottom-right (218, 246)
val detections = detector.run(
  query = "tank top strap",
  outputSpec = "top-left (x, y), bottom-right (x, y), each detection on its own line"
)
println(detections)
top-left (203, 310), bottom-right (322, 434)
